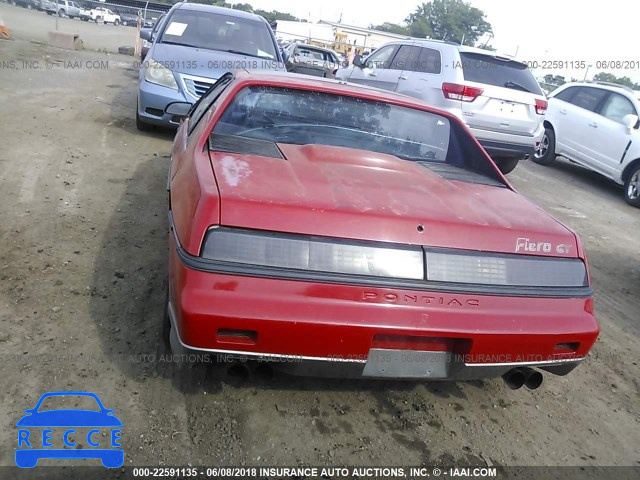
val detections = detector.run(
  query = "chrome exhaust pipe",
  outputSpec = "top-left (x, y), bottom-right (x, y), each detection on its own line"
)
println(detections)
top-left (502, 368), bottom-right (526, 390)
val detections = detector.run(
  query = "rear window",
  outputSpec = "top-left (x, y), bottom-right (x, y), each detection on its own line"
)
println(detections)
top-left (460, 52), bottom-right (542, 95)
top-left (213, 86), bottom-right (503, 185)
top-left (215, 86), bottom-right (451, 162)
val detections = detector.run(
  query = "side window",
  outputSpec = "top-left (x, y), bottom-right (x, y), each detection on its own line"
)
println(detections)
top-left (600, 93), bottom-right (636, 124)
top-left (188, 75), bottom-right (233, 136)
top-left (569, 87), bottom-right (609, 112)
top-left (365, 45), bottom-right (397, 70)
top-left (416, 47), bottom-right (441, 73)
top-left (553, 86), bottom-right (577, 103)
top-left (389, 45), bottom-right (414, 70)
top-left (403, 46), bottom-right (441, 74)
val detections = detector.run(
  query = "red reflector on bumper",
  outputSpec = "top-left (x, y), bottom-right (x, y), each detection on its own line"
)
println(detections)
top-left (216, 329), bottom-right (258, 345)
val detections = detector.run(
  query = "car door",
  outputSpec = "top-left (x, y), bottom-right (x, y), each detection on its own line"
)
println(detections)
top-left (346, 43), bottom-right (408, 92)
top-left (69, 2), bottom-right (80, 16)
top-left (577, 91), bottom-right (638, 178)
top-left (546, 86), bottom-right (580, 155)
top-left (555, 86), bottom-right (610, 168)
top-left (393, 45), bottom-right (443, 107)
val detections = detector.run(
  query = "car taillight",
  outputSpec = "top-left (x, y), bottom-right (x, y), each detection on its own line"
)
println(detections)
top-left (535, 98), bottom-right (548, 115)
top-left (442, 82), bottom-right (483, 102)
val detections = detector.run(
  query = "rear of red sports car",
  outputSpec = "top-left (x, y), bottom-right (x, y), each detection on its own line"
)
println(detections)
top-left (165, 71), bottom-right (599, 387)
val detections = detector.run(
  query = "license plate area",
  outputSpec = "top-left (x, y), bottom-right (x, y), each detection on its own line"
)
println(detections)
top-left (362, 349), bottom-right (451, 379)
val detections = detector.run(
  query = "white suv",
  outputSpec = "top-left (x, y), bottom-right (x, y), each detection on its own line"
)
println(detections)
top-left (337, 40), bottom-right (547, 174)
top-left (533, 81), bottom-right (640, 207)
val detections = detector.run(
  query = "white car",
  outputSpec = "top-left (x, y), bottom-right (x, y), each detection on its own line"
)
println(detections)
top-left (533, 81), bottom-right (640, 206)
top-left (89, 7), bottom-right (120, 25)
top-left (337, 41), bottom-right (547, 174)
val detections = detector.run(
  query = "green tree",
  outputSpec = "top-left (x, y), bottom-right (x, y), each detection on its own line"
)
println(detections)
top-left (593, 72), bottom-right (640, 89)
top-left (370, 22), bottom-right (410, 35)
top-left (405, 0), bottom-right (492, 45)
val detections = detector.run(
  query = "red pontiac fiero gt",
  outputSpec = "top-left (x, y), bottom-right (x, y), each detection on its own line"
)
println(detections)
top-left (165, 71), bottom-right (599, 389)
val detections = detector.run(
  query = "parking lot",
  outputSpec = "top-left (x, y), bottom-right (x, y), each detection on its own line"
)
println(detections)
top-left (1, 5), bottom-right (639, 474)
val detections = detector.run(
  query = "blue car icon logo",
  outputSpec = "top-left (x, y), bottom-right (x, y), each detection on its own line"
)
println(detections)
top-left (16, 391), bottom-right (123, 468)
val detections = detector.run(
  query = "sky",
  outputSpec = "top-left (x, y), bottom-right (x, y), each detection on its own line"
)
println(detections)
top-left (242, 0), bottom-right (640, 84)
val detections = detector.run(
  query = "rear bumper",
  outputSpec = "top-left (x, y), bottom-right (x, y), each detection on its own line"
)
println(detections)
top-left (470, 122), bottom-right (545, 159)
top-left (479, 140), bottom-right (535, 160)
top-left (168, 235), bottom-right (599, 381)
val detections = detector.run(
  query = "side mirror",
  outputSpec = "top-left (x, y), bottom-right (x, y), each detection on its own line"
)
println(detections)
top-left (353, 54), bottom-right (364, 68)
top-left (281, 49), bottom-right (290, 63)
top-left (139, 28), bottom-right (152, 41)
top-left (165, 102), bottom-right (192, 117)
top-left (622, 113), bottom-right (639, 133)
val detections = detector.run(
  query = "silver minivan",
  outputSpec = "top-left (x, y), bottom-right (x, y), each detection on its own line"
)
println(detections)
top-left (337, 40), bottom-right (547, 174)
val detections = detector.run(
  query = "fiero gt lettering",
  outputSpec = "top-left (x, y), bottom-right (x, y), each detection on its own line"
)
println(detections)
top-left (515, 237), bottom-right (572, 254)
top-left (363, 291), bottom-right (479, 307)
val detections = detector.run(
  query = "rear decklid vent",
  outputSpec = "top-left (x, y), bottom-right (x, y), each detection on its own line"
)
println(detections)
top-left (418, 162), bottom-right (505, 187)
top-left (209, 133), bottom-right (283, 159)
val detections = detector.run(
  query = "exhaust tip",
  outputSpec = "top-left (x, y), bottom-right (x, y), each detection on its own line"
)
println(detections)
top-left (502, 368), bottom-right (526, 390)
top-left (524, 369), bottom-right (543, 390)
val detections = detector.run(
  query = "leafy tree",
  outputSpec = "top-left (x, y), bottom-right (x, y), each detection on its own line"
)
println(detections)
top-left (405, 0), bottom-right (492, 45)
top-left (370, 22), bottom-right (410, 35)
top-left (593, 72), bottom-right (640, 89)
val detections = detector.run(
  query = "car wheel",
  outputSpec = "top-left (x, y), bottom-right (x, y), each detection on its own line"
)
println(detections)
top-left (27, 4), bottom-right (32, 9)
top-left (624, 164), bottom-right (640, 207)
top-left (135, 105), bottom-right (153, 132)
top-left (122, 20), bottom-right (127, 26)
top-left (58, 8), bottom-right (64, 17)
top-left (532, 127), bottom-right (557, 166)
top-left (494, 157), bottom-right (519, 175)
top-left (113, 19), bottom-right (119, 25)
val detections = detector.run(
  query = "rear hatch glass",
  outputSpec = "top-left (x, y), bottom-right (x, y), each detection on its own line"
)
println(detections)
top-left (459, 52), bottom-right (543, 135)
top-left (460, 52), bottom-right (542, 95)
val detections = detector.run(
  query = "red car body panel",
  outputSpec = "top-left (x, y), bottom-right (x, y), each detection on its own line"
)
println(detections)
top-left (169, 239), bottom-right (597, 363)
top-left (210, 144), bottom-right (577, 256)
top-left (166, 72), bottom-right (599, 380)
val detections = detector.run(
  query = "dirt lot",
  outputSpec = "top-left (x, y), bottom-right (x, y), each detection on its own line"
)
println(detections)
top-left (0, 33), bottom-right (639, 477)
top-left (0, 3), bottom-right (139, 53)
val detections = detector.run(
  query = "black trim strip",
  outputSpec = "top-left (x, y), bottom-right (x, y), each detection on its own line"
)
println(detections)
top-left (169, 216), bottom-right (592, 299)
top-left (620, 140), bottom-right (632, 164)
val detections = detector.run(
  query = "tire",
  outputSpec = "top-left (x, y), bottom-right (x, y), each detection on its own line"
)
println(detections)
top-left (135, 105), bottom-right (153, 132)
top-left (46, 11), bottom-right (53, 15)
top-left (122, 20), bottom-right (127, 26)
top-left (624, 163), bottom-right (640, 208)
top-left (113, 19), bottom-right (119, 26)
top-left (58, 8), bottom-right (64, 17)
top-left (532, 127), bottom-right (557, 166)
top-left (494, 157), bottom-right (519, 175)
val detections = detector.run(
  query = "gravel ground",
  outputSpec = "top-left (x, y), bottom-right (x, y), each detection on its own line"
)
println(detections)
top-left (0, 27), bottom-right (639, 479)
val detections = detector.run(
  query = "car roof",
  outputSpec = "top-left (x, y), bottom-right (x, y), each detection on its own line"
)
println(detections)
top-left (231, 71), bottom-right (455, 115)
top-left (558, 81), bottom-right (638, 97)
top-left (173, 3), bottom-right (266, 22)
top-left (291, 43), bottom-right (337, 54)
